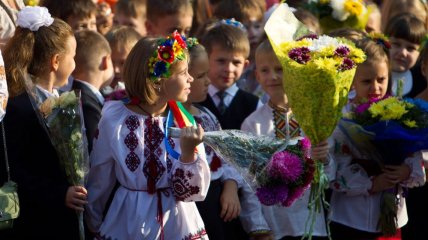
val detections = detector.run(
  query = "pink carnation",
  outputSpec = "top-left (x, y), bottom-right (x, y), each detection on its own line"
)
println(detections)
top-left (282, 186), bottom-right (306, 207)
top-left (300, 137), bottom-right (312, 158)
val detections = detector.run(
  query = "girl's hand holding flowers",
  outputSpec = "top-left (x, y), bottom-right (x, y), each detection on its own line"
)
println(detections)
top-left (179, 124), bottom-right (204, 163)
top-left (65, 186), bottom-right (88, 212)
top-left (383, 164), bottom-right (411, 184)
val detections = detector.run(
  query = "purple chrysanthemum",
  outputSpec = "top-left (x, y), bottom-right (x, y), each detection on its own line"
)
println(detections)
top-left (256, 187), bottom-right (277, 206)
top-left (334, 46), bottom-right (350, 57)
top-left (288, 47), bottom-right (311, 64)
top-left (256, 185), bottom-right (289, 206)
top-left (267, 151), bottom-right (304, 183)
top-left (338, 57), bottom-right (354, 71)
top-left (300, 137), bottom-right (312, 158)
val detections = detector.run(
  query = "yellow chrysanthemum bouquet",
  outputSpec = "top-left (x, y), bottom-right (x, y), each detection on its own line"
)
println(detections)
top-left (304, 0), bottom-right (371, 34)
top-left (265, 3), bottom-right (365, 238)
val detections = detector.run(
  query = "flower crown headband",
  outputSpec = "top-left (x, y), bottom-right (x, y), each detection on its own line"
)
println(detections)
top-left (367, 32), bottom-right (391, 51)
top-left (148, 31), bottom-right (188, 82)
top-left (215, 18), bottom-right (247, 32)
top-left (17, 6), bottom-right (54, 31)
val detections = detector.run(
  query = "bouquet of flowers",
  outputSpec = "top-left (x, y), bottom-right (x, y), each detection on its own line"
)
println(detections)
top-left (264, 3), bottom-right (365, 238)
top-left (341, 96), bottom-right (428, 235)
top-left (168, 127), bottom-right (315, 207)
top-left (304, 0), bottom-right (371, 34)
top-left (39, 90), bottom-right (90, 240)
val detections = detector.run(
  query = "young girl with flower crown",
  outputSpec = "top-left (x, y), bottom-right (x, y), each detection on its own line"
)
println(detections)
top-left (85, 33), bottom-right (211, 239)
top-left (182, 38), bottom-right (272, 240)
top-left (329, 37), bottom-right (427, 240)
top-left (1, 6), bottom-right (85, 239)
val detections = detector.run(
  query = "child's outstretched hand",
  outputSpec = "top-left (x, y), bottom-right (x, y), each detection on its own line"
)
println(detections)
top-left (311, 139), bottom-right (330, 164)
top-left (179, 124), bottom-right (204, 163)
top-left (65, 185), bottom-right (88, 212)
top-left (382, 164), bottom-right (411, 184)
top-left (220, 180), bottom-right (241, 222)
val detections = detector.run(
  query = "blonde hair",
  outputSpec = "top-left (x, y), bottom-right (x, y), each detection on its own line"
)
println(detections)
top-left (255, 39), bottom-right (274, 59)
top-left (201, 22), bottom-right (250, 58)
top-left (3, 18), bottom-right (73, 97)
top-left (105, 26), bottom-right (142, 51)
top-left (123, 37), bottom-right (188, 105)
top-left (328, 28), bottom-right (368, 42)
top-left (74, 30), bottom-right (112, 73)
top-left (115, 0), bottom-right (147, 19)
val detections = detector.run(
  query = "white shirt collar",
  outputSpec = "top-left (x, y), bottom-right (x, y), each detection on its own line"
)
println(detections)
top-left (208, 83), bottom-right (239, 98)
top-left (36, 85), bottom-right (59, 99)
top-left (74, 79), bottom-right (105, 105)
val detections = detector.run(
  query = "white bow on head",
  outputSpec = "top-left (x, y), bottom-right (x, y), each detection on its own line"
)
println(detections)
top-left (16, 6), bottom-right (54, 32)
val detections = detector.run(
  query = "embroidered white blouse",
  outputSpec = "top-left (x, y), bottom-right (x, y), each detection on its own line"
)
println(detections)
top-left (329, 103), bottom-right (426, 233)
top-left (194, 105), bottom-right (271, 234)
top-left (85, 101), bottom-right (211, 240)
top-left (241, 103), bottom-right (332, 239)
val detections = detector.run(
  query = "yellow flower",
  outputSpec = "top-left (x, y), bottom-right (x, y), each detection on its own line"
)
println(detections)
top-left (383, 103), bottom-right (407, 120)
top-left (173, 41), bottom-right (183, 58)
top-left (344, 0), bottom-right (364, 16)
top-left (403, 119), bottom-right (418, 128)
top-left (320, 0), bottom-right (330, 4)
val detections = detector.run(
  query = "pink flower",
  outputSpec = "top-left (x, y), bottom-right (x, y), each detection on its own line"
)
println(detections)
top-left (300, 137), bottom-right (312, 158)
top-left (267, 151), bottom-right (304, 183)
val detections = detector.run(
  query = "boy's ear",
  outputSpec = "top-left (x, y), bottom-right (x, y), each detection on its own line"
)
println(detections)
top-left (100, 54), bottom-right (112, 70)
top-left (51, 54), bottom-right (60, 71)
top-left (244, 59), bottom-right (250, 69)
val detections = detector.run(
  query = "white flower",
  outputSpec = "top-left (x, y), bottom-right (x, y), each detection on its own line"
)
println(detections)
top-left (330, 0), bottom-right (350, 21)
top-left (17, 6), bottom-right (54, 31)
top-left (58, 91), bottom-right (77, 108)
top-left (308, 35), bottom-right (340, 51)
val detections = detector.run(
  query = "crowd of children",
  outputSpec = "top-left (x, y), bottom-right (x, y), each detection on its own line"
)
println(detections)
top-left (0, 0), bottom-right (428, 240)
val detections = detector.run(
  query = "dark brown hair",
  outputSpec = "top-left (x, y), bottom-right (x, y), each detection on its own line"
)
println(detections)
top-left (146, 0), bottom-right (192, 22)
top-left (115, 0), bottom-right (147, 19)
top-left (213, 0), bottom-right (266, 22)
top-left (41, 0), bottom-right (97, 21)
top-left (384, 13), bottom-right (427, 45)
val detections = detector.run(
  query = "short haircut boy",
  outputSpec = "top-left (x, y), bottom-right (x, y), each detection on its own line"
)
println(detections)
top-left (213, 0), bottom-right (266, 22)
top-left (105, 26), bottom-right (142, 52)
top-left (201, 23), bottom-right (250, 59)
top-left (41, 0), bottom-right (97, 31)
top-left (146, 0), bottom-right (193, 36)
top-left (74, 30), bottom-right (112, 73)
top-left (114, 0), bottom-right (147, 36)
top-left (255, 39), bottom-right (274, 59)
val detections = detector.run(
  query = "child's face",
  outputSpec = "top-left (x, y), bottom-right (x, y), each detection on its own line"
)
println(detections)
top-left (111, 46), bottom-right (131, 84)
top-left (188, 54), bottom-right (210, 103)
top-left (208, 44), bottom-right (249, 91)
top-left (55, 36), bottom-right (77, 87)
top-left (162, 60), bottom-right (194, 102)
top-left (67, 14), bottom-right (97, 32)
top-left (389, 37), bottom-right (420, 72)
top-left (114, 13), bottom-right (147, 36)
top-left (353, 61), bottom-right (389, 102)
top-left (255, 52), bottom-right (284, 99)
top-left (147, 11), bottom-right (193, 37)
top-left (244, 18), bottom-right (264, 51)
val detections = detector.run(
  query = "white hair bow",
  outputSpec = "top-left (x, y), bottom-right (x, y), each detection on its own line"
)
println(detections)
top-left (16, 6), bottom-right (54, 32)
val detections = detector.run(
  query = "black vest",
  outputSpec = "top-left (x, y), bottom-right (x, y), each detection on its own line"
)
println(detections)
top-left (406, 64), bottom-right (428, 98)
top-left (199, 89), bottom-right (259, 130)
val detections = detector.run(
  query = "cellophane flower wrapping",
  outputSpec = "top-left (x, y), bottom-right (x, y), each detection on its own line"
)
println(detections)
top-left (264, 3), bottom-right (366, 238)
top-left (39, 90), bottom-right (90, 240)
top-left (304, 0), bottom-right (372, 34)
top-left (168, 127), bottom-right (314, 207)
top-left (341, 96), bottom-right (428, 235)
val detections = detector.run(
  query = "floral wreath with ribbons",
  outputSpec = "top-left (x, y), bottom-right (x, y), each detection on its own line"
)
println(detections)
top-left (148, 31), bottom-right (188, 82)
